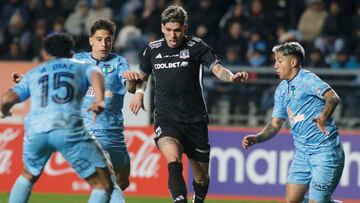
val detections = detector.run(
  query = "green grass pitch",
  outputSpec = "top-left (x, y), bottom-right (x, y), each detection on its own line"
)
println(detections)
top-left (0, 192), bottom-right (280, 203)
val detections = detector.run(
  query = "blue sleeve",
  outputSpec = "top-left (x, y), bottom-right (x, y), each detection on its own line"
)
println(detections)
top-left (11, 73), bottom-right (30, 102)
top-left (86, 65), bottom-right (102, 85)
top-left (272, 85), bottom-right (287, 119)
top-left (303, 72), bottom-right (331, 99)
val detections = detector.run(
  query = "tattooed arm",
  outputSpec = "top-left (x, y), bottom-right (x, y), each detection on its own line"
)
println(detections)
top-left (314, 89), bottom-right (341, 135)
top-left (242, 118), bottom-right (285, 149)
top-left (211, 64), bottom-right (249, 83)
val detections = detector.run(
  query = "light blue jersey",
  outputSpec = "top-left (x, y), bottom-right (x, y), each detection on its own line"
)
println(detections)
top-left (74, 52), bottom-right (129, 130)
top-left (272, 69), bottom-right (340, 154)
top-left (12, 58), bottom-right (100, 138)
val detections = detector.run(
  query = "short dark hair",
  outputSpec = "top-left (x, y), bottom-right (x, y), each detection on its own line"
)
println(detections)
top-left (90, 19), bottom-right (116, 36)
top-left (161, 5), bottom-right (188, 26)
top-left (272, 42), bottom-right (305, 61)
top-left (43, 33), bottom-right (74, 57)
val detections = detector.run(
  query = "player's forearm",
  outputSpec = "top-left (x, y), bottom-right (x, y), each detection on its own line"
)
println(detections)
top-left (91, 72), bottom-right (105, 102)
top-left (320, 90), bottom-right (340, 120)
top-left (1, 91), bottom-right (20, 115)
top-left (256, 122), bottom-right (282, 143)
top-left (212, 64), bottom-right (233, 82)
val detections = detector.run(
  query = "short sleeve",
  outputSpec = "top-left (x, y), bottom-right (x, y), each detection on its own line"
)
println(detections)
top-left (11, 73), bottom-right (30, 102)
top-left (272, 85), bottom-right (287, 119)
top-left (303, 72), bottom-right (331, 99)
top-left (139, 46), bottom-right (152, 75)
top-left (195, 40), bottom-right (220, 71)
top-left (117, 58), bottom-right (131, 86)
top-left (86, 64), bottom-right (102, 85)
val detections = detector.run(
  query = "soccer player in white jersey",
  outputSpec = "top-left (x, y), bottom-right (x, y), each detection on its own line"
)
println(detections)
top-left (242, 42), bottom-right (344, 203)
top-left (1, 33), bottom-right (113, 203)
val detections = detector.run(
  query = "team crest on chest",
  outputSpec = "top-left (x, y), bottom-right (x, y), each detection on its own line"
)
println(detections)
top-left (179, 49), bottom-right (189, 59)
top-left (102, 64), bottom-right (114, 75)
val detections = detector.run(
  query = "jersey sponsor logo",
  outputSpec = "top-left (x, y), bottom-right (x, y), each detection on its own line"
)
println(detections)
top-left (163, 54), bottom-right (179, 58)
top-left (154, 62), bottom-right (189, 69)
top-left (0, 127), bottom-right (21, 174)
top-left (180, 49), bottom-right (189, 59)
top-left (155, 53), bottom-right (162, 59)
top-left (287, 108), bottom-right (305, 124)
top-left (149, 41), bottom-right (162, 49)
top-left (312, 182), bottom-right (330, 191)
top-left (86, 88), bottom-right (113, 97)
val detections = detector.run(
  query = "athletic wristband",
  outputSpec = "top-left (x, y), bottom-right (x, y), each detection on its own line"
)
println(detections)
top-left (135, 89), bottom-right (144, 94)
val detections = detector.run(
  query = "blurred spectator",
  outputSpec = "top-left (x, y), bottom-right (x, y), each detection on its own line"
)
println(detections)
top-left (136, 0), bottom-right (165, 37)
top-left (219, 1), bottom-right (248, 32)
top-left (305, 47), bottom-right (329, 68)
top-left (271, 0), bottom-right (291, 28)
top-left (85, 0), bottom-right (112, 35)
top-left (115, 15), bottom-right (142, 52)
top-left (246, 30), bottom-right (267, 67)
top-left (114, 0), bottom-right (142, 24)
top-left (65, 0), bottom-right (89, 51)
top-left (297, 0), bottom-right (327, 43)
top-left (0, 0), bottom-right (30, 28)
top-left (246, 0), bottom-right (275, 40)
top-left (351, 4), bottom-right (360, 62)
top-left (189, 0), bottom-right (222, 47)
top-left (50, 16), bottom-right (67, 34)
top-left (217, 20), bottom-right (247, 63)
top-left (34, 0), bottom-right (63, 28)
top-left (1, 40), bottom-right (26, 60)
top-left (222, 46), bottom-right (243, 65)
top-left (30, 19), bottom-right (48, 61)
top-left (1, 10), bottom-right (31, 59)
top-left (331, 49), bottom-right (359, 69)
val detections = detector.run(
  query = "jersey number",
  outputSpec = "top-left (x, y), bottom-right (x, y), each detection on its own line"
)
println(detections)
top-left (38, 72), bottom-right (75, 107)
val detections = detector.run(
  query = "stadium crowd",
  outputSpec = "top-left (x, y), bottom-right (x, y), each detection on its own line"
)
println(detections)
top-left (0, 0), bottom-right (359, 127)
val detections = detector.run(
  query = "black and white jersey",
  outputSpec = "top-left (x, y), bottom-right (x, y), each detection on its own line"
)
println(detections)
top-left (140, 36), bottom-right (220, 123)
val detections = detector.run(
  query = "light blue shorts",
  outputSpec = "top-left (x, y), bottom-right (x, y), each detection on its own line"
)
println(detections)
top-left (287, 145), bottom-right (345, 202)
top-left (89, 129), bottom-right (130, 168)
top-left (23, 129), bottom-right (107, 179)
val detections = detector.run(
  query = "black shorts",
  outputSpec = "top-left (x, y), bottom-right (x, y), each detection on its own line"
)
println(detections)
top-left (154, 116), bottom-right (210, 162)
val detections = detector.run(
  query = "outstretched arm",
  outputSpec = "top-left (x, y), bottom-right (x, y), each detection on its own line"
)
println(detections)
top-left (314, 89), bottom-right (341, 135)
top-left (0, 91), bottom-right (21, 118)
top-left (87, 71), bottom-right (105, 122)
top-left (211, 63), bottom-right (248, 83)
top-left (242, 117), bottom-right (285, 149)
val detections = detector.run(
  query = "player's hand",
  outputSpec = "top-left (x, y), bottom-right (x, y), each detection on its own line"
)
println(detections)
top-left (11, 72), bottom-right (24, 83)
top-left (123, 71), bottom-right (140, 81)
top-left (231, 71), bottom-right (249, 83)
top-left (130, 90), bottom-right (145, 115)
top-left (87, 101), bottom-right (105, 122)
top-left (0, 110), bottom-right (12, 118)
top-left (313, 116), bottom-right (329, 136)
top-left (242, 134), bottom-right (258, 149)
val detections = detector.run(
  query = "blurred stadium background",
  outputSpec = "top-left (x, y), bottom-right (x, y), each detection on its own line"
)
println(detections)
top-left (0, 0), bottom-right (359, 202)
